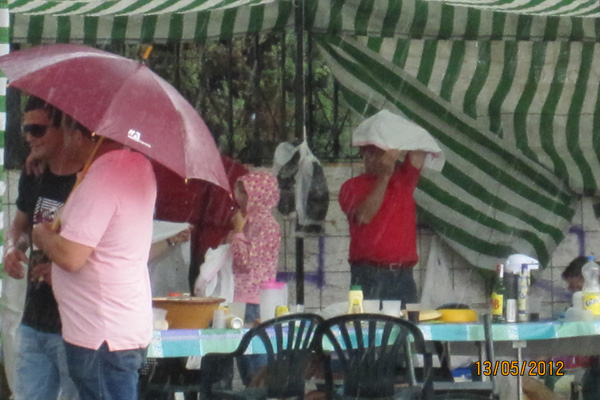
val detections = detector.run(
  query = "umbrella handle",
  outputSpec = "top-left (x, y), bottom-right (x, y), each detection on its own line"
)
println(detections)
top-left (50, 136), bottom-right (105, 231)
top-left (142, 45), bottom-right (153, 61)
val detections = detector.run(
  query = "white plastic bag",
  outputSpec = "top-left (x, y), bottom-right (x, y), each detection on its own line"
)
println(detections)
top-left (420, 235), bottom-right (459, 308)
top-left (194, 244), bottom-right (234, 303)
top-left (273, 141), bottom-right (329, 232)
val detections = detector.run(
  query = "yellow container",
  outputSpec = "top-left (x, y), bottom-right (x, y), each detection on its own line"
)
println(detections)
top-left (347, 285), bottom-right (363, 314)
top-left (437, 308), bottom-right (478, 323)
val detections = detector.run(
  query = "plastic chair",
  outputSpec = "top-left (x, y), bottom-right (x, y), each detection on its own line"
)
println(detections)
top-left (313, 313), bottom-right (434, 400)
top-left (199, 313), bottom-right (324, 400)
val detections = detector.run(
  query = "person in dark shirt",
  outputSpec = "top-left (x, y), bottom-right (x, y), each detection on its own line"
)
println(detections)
top-left (3, 96), bottom-right (81, 400)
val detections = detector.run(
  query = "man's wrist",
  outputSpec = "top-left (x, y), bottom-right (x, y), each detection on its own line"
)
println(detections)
top-left (5, 239), bottom-right (15, 253)
top-left (166, 238), bottom-right (175, 247)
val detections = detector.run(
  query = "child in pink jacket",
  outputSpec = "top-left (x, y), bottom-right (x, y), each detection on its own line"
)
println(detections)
top-left (228, 170), bottom-right (281, 324)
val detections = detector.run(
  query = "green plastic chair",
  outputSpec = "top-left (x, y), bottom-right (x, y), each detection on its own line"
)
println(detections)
top-left (313, 313), bottom-right (434, 400)
top-left (199, 313), bottom-right (324, 400)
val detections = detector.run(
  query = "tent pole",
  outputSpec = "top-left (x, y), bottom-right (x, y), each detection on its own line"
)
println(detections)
top-left (293, 0), bottom-right (305, 306)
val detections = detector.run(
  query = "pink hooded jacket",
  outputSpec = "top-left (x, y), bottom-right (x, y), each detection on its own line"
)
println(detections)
top-left (231, 171), bottom-right (281, 304)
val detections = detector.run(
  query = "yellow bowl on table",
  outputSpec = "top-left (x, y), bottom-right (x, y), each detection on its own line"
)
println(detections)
top-left (152, 296), bottom-right (225, 329)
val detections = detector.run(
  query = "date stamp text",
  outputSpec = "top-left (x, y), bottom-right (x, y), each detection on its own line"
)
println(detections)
top-left (474, 360), bottom-right (564, 376)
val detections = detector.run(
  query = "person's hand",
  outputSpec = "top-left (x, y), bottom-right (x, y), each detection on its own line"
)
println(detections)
top-left (32, 222), bottom-right (55, 251)
top-left (231, 211), bottom-right (248, 233)
top-left (24, 153), bottom-right (46, 176)
top-left (375, 149), bottom-right (404, 178)
top-left (3, 248), bottom-right (28, 279)
top-left (168, 227), bottom-right (192, 246)
top-left (30, 262), bottom-right (52, 285)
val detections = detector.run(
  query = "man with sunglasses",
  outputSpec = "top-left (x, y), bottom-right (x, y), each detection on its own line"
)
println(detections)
top-left (339, 144), bottom-right (426, 306)
top-left (3, 96), bottom-right (81, 399)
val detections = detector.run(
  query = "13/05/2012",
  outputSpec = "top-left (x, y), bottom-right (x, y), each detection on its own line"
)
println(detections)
top-left (473, 360), bottom-right (564, 376)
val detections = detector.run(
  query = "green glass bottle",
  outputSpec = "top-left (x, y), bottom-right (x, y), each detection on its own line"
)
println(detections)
top-left (491, 264), bottom-right (506, 323)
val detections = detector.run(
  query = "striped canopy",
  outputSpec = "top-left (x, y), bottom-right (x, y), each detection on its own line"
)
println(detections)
top-left (6, 0), bottom-right (600, 269)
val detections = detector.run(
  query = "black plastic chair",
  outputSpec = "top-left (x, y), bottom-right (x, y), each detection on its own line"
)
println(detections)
top-left (138, 357), bottom-right (202, 400)
top-left (313, 313), bottom-right (434, 400)
top-left (199, 313), bottom-right (324, 400)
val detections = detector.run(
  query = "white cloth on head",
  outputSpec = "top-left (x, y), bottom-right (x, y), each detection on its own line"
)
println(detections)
top-left (149, 220), bottom-right (191, 297)
top-left (352, 109), bottom-right (445, 171)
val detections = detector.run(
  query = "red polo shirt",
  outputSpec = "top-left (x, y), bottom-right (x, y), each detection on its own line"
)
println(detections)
top-left (339, 161), bottom-right (421, 266)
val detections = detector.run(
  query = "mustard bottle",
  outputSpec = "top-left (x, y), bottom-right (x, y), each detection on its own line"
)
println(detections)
top-left (348, 285), bottom-right (364, 314)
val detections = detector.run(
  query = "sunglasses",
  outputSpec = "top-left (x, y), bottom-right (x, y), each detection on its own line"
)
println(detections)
top-left (21, 124), bottom-right (50, 138)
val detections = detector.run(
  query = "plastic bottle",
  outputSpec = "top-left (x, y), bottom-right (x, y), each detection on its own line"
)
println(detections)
top-left (259, 279), bottom-right (288, 322)
top-left (517, 264), bottom-right (529, 322)
top-left (504, 265), bottom-right (518, 323)
top-left (565, 291), bottom-right (594, 321)
top-left (491, 264), bottom-right (506, 323)
top-left (347, 285), bottom-right (364, 314)
top-left (582, 256), bottom-right (600, 317)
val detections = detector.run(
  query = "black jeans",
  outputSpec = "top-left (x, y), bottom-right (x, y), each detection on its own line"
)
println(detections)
top-left (350, 262), bottom-right (418, 305)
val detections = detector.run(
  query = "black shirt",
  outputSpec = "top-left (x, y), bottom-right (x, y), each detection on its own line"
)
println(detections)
top-left (17, 167), bottom-right (77, 333)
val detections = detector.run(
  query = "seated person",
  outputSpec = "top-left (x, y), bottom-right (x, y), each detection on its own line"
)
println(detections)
top-left (560, 256), bottom-right (600, 400)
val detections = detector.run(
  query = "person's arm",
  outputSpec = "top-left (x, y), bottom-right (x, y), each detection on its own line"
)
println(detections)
top-left (32, 222), bottom-right (93, 272)
top-left (351, 175), bottom-right (391, 225)
top-left (351, 149), bottom-right (402, 225)
top-left (3, 210), bottom-right (31, 279)
top-left (231, 219), bottom-right (279, 274)
top-left (228, 211), bottom-right (251, 271)
top-left (148, 228), bottom-right (191, 262)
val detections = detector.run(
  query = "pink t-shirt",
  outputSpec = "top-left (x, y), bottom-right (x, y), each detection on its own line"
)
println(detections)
top-left (53, 149), bottom-right (157, 351)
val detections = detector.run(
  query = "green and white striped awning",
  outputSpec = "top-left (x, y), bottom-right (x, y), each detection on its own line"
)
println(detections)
top-left (8, 0), bottom-right (600, 43)
top-left (5, 0), bottom-right (600, 269)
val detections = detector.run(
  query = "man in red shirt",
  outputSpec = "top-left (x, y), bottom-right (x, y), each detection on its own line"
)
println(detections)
top-left (339, 145), bottom-right (425, 304)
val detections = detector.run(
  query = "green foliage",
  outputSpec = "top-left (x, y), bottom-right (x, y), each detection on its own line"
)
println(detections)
top-left (116, 33), bottom-right (357, 165)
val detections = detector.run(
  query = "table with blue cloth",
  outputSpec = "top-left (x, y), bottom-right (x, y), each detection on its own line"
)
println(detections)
top-left (147, 320), bottom-right (600, 400)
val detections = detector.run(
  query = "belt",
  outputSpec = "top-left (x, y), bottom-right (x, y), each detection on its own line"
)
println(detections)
top-left (367, 262), bottom-right (414, 270)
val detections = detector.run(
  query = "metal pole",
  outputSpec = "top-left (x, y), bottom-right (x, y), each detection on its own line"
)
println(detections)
top-left (293, 0), bottom-right (305, 306)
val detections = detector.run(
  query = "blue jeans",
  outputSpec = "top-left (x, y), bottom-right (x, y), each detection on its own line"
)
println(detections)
top-left (350, 262), bottom-right (418, 305)
top-left (64, 341), bottom-right (147, 400)
top-left (14, 324), bottom-right (78, 400)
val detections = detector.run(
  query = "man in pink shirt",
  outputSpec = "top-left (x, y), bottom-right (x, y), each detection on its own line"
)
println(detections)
top-left (33, 115), bottom-right (156, 400)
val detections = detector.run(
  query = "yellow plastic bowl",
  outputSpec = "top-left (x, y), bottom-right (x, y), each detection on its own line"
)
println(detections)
top-left (437, 308), bottom-right (478, 323)
top-left (152, 297), bottom-right (225, 329)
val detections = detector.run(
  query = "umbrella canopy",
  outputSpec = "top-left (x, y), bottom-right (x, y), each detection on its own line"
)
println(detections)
top-left (153, 156), bottom-right (248, 226)
top-left (0, 44), bottom-right (229, 191)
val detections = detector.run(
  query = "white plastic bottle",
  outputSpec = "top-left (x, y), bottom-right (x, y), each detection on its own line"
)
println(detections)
top-left (581, 256), bottom-right (600, 317)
